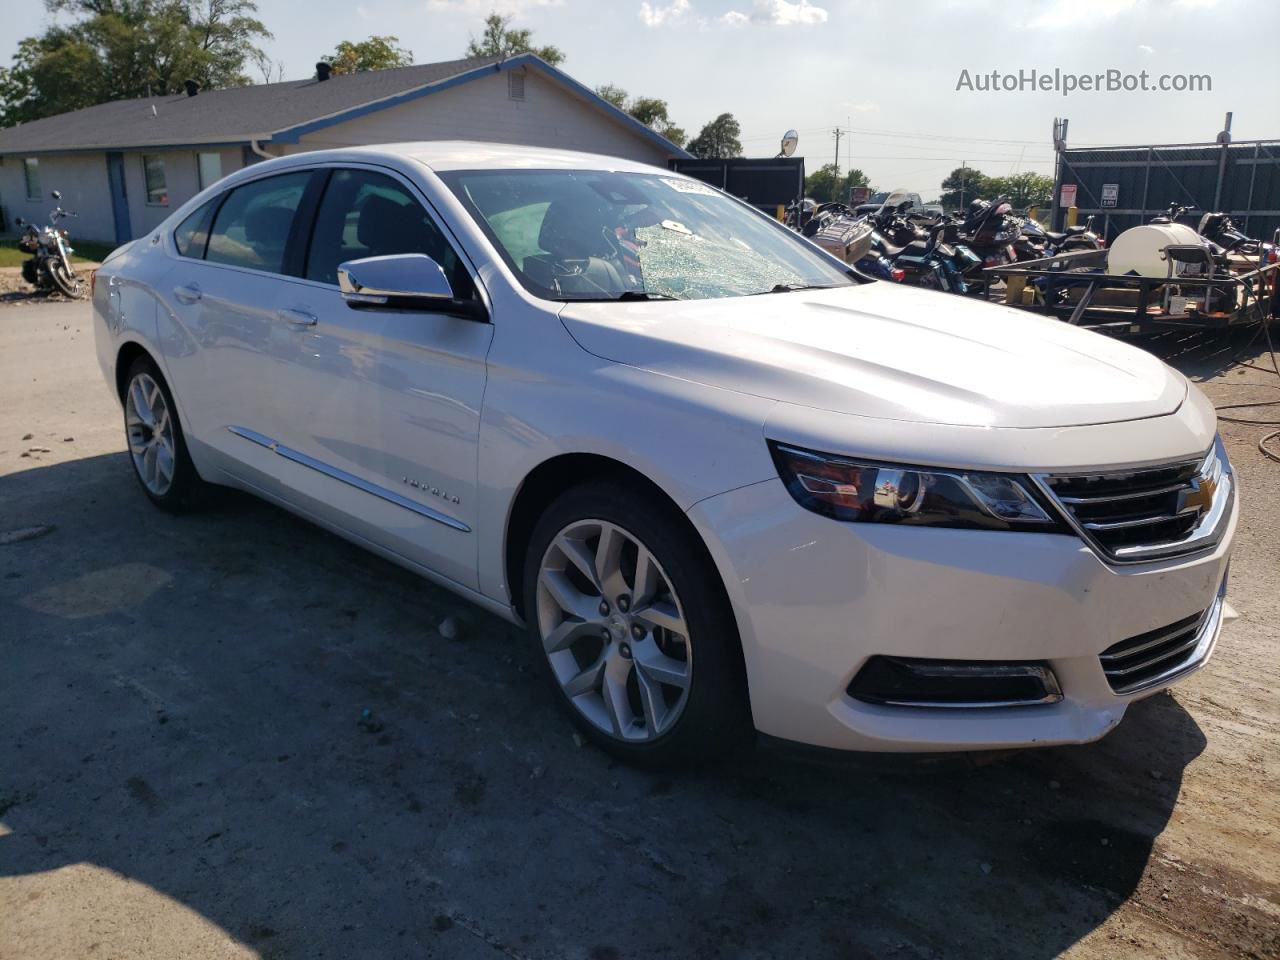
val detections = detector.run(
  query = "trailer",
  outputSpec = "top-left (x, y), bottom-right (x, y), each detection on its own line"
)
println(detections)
top-left (985, 246), bottom-right (1280, 337)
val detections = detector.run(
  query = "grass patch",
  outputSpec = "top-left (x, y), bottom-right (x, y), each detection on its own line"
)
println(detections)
top-left (0, 236), bottom-right (116, 268)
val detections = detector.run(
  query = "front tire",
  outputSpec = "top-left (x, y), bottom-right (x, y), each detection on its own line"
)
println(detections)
top-left (522, 481), bottom-right (751, 766)
top-left (49, 259), bottom-right (84, 298)
top-left (122, 357), bottom-right (205, 512)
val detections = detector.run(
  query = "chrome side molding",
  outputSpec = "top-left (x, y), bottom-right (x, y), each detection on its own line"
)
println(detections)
top-left (226, 425), bottom-right (470, 533)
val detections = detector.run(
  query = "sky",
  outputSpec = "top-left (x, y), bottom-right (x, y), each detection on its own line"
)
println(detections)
top-left (3, 0), bottom-right (1278, 196)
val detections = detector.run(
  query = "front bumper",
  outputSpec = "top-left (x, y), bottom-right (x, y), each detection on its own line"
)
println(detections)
top-left (688, 477), bottom-right (1235, 752)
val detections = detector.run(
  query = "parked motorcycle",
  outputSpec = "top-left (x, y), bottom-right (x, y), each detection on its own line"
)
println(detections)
top-left (794, 199), bottom-right (905, 281)
top-left (1015, 213), bottom-right (1103, 259)
top-left (13, 190), bottom-right (85, 298)
top-left (870, 191), bottom-right (976, 294)
top-left (1197, 210), bottom-right (1277, 262)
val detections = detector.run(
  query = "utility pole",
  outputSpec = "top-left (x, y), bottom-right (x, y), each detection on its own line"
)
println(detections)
top-left (832, 127), bottom-right (843, 179)
top-left (959, 161), bottom-right (967, 209)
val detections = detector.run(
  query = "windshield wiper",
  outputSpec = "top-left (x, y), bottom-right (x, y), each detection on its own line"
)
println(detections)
top-left (753, 282), bottom-right (838, 295)
top-left (562, 291), bottom-right (677, 302)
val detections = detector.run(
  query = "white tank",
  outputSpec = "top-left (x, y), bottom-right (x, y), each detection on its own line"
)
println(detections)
top-left (1107, 223), bottom-right (1204, 278)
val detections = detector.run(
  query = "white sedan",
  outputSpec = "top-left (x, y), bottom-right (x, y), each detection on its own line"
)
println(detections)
top-left (92, 142), bottom-right (1235, 765)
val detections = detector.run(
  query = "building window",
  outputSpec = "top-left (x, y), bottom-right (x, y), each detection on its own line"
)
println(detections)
top-left (142, 154), bottom-right (168, 205)
top-left (197, 152), bottom-right (223, 190)
top-left (23, 158), bottom-right (41, 200)
top-left (507, 70), bottom-right (525, 101)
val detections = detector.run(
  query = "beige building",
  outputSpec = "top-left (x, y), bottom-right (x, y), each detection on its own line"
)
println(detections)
top-left (0, 55), bottom-right (688, 245)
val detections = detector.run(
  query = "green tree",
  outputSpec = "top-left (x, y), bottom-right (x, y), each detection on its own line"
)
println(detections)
top-left (939, 166), bottom-right (991, 211)
top-left (686, 113), bottom-right (742, 159)
top-left (986, 171), bottom-right (1054, 210)
top-left (1, 0), bottom-right (270, 126)
top-left (592, 85), bottom-right (685, 147)
top-left (804, 163), bottom-right (870, 204)
top-left (594, 82), bottom-right (627, 109)
top-left (328, 35), bottom-right (412, 75)
top-left (465, 12), bottom-right (564, 66)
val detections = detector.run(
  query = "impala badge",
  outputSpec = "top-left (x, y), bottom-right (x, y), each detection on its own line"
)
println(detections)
top-left (402, 477), bottom-right (460, 505)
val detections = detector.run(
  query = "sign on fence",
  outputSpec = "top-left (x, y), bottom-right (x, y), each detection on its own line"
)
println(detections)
top-left (1060, 183), bottom-right (1078, 207)
top-left (1100, 183), bottom-right (1119, 208)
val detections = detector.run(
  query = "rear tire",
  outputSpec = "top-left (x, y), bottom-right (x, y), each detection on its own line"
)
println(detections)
top-left (522, 481), bottom-right (751, 767)
top-left (122, 356), bottom-right (205, 512)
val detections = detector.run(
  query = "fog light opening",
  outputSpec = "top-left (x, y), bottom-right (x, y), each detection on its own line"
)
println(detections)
top-left (849, 657), bottom-right (1063, 709)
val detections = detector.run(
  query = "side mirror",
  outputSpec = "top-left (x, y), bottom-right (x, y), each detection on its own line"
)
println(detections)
top-left (338, 253), bottom-right (454, 306)
top-left (51, 189), bottom-right (61, 201)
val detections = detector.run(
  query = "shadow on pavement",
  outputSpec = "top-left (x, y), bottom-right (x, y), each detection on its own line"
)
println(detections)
top-left (1, 452), bottom-right (1207, 959)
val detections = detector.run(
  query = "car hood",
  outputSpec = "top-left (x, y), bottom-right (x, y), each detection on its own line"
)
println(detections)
top-left (558, 283), bottom-right (1186, 429)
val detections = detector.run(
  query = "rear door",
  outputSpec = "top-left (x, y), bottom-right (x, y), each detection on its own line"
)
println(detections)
top-left (265, 165), bottom-right (493, 589)
top-left (160, 170), bottom-right (317, 488)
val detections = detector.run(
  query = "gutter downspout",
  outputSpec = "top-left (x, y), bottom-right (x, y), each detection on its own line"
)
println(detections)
top-left (250, 138), bottom-right (275, 160)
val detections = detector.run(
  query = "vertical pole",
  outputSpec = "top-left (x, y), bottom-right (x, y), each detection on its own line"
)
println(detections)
top-left (959, 161), bottom-right (967, 210)
top-left (1051, 117), bottom-right (1066, 232)
top-left (1213, 111), bottom-right (1232, 211)
top-left (832, 127), bottom-right (843, 180)
top-left (1140, 146), bottom-right (1152, 223)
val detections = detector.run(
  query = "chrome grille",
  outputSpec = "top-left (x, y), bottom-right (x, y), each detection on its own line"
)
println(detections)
top-left (1099, 598), bottom-right (1220, 695)
top-left (1034, 438), bottom-right (1232, 563)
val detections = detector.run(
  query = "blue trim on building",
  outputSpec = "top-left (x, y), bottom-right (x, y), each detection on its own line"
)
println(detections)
top-left (105, 151), bottom-right (133, 245)
top-left (266, 55), bottom-right (692, 159)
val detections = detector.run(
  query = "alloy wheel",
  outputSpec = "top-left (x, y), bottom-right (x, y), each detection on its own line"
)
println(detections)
top-left (125, 372), bottom-right (177, 496)
top-left (536, 519), bottom-right (692, 742)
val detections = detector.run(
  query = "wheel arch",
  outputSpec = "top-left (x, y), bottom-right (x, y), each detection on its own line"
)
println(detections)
top-left (503, 453), bottom-right (728, 625)
top-left (114, 340), bottom-right (156, 400)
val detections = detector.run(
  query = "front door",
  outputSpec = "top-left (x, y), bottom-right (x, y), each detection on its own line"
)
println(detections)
top-left (267, 166), bottom-right (493, 590)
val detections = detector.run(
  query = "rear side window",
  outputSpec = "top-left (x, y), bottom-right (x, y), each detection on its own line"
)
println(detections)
top-left (206, 172), bottom-right (310, 274)
top-left (305, 168), bottom-right (473, 297)
top-left (173, 197), bottom-right (219, 259)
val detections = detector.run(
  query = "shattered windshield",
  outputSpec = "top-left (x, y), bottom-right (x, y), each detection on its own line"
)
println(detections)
top-left (441, 169), bottom-right (854, 302)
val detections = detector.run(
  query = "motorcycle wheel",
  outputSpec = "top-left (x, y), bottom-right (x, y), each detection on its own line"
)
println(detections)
top-left (50, 260), bottom-right (85, 299)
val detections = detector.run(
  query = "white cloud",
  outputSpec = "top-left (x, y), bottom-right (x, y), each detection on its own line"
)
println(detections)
top-left (720, 0), bottom-right (828, 26)
top-left (639, 0), bottom-right (704, 26)
top-left (757, 0), bottom-right (828, 25)
top-left (1137, 43), bottom-right (1155, 54)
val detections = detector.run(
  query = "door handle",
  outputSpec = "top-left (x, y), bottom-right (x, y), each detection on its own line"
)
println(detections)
top-left (278, 307), bottom-right (318, 328)
top-left (173, 283), bottom-right (201, 304)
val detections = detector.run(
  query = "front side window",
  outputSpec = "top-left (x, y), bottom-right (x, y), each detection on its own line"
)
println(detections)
top-left (142, 154), bottom-right (168, 205)
top-left (197, 152), bottom-right (223, 190)
top-left (306, 168), bottom-right (473, 297)
top-left (441, 169), bottom-right (853, 301)
top-left (206, 172), bottom-right (310, 273)
top-left (23, 158), bottom-right (40, 200)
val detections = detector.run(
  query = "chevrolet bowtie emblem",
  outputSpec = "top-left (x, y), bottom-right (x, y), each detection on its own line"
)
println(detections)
top-left (1176, 472), bottom-right (1216, 519)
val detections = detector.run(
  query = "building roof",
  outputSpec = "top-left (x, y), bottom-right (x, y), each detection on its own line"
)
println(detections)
top-left (0, 54), bottom-right (690, 158)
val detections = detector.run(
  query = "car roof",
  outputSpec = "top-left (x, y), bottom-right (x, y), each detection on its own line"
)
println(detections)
top-left (288, 140), bottom-right (672, 174)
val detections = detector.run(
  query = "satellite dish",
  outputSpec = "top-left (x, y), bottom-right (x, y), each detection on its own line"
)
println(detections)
top-left (779, 130), bottom-right (799, 158)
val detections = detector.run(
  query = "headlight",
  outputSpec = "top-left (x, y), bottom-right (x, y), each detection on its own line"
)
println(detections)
top-left (769, 442), bottom-right (1059, 530)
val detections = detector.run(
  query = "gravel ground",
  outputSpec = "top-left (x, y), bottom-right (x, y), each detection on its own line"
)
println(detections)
top-left (1, 301), bottom-right (1277, 960)
top-left (0, 264), bottom-right (96, 307)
